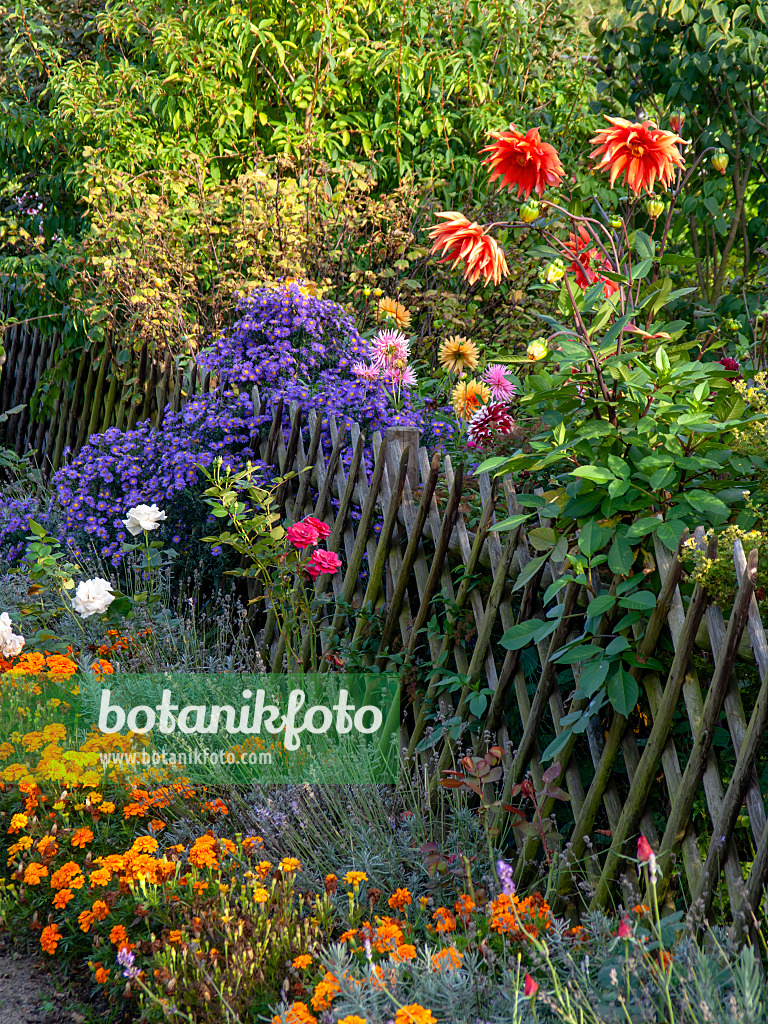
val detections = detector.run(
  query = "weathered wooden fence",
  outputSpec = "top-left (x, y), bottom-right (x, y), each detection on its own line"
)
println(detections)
top-left (244, 399), bottom-right (768, 938)
top-left (0, 308), bottom-right (206, 475)
top-left (2, 313), bottom-right (768, 936)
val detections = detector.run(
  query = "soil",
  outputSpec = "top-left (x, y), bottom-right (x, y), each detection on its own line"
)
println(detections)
top-left (0, 937), bottom-right (88, 1024)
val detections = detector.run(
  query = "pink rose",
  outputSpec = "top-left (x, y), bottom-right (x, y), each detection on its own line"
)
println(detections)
top-left (302, 516), bottom-right (331, 540)
top-left (286, 521), bottom-right (320, 549)
top-left (306, 549), bottom-right (342, 579)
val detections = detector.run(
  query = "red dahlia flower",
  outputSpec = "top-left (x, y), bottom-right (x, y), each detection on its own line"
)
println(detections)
top-left (467, 403), bottom-right (515, 445)
top-left (482, 125), bottom-right (565, 199)
top-left (429, 213), bottom-right (508, 286)
top-left (564, 226), bottom-right (619, 298)
top-left (590, 116), bottom-right (685, 194)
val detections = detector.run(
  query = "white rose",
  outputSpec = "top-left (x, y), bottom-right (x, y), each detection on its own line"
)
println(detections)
top-left (122, 503), bottom-right (168, 536)
top-left (0, 612), bottom-right (24, 658)
top-left (72, 578), bottom-right (115, 619)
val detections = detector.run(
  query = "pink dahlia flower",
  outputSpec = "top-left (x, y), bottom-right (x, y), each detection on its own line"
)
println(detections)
top-left (351, 360), bottom-right (380, 382)
top-left (482, 364), bottom-right (517, 402)
top-left (372, 329), bottom-right (409, 369)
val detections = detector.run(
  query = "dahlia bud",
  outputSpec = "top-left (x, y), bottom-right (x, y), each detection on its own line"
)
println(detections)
top-left (519, 199), bottom-right (541, 224)
top-left (669, 111), bottom-right (685, 134)
top-left (645, 197), bottom-right (665, 220)
top-left (721, 317), bottom-right (740, 333)
top-left (609, 215), bottom-right (623, 230)
top-left (712, 149), bottom-right (729, 174)
top-left (526, 340), bottom-right (548, 362)
top-left (363, 286), bottom-right (371, 297)
top-left (543, 259), bottom-right (565, 284)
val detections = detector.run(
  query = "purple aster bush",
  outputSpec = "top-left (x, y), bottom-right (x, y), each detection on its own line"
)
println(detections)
top-left (0, 494), bottom-right (52, 565)
top-left (200, 283), bottom-right (453, 471)
top-left (52, 391), bottom-right (268, 566)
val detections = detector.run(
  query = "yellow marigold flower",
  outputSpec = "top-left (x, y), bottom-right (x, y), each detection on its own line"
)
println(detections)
top-left (8, 812), bottom-right (28, 833)
top-left (252, 887), bottom-right (270, 903)
top-left (452, 379), bottom-right (490, 420)
top-left (378, 296), bottom-right (412, 331)
top-left (337, 1018), bottom-right (368, 1024)
top-left (292, 954), bottom-right (313, 969)
top-left (279, 856), bottom-right (301, 874)
top-left (395, 1005), bottom-right (436, 1024)
top-left (439, 335), bottom-right (480, 373)
top-left (343, 870), bottom-right (368, 887)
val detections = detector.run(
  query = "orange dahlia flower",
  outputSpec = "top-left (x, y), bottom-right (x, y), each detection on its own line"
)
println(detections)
top-left (482, 125), bottom-right (564, 198)
top-left (590, 116), bottom-right (685, 194)
top-left (564, 226), bottom-right (619, 298)
top-left (429, 212), bottom-right (508, 286)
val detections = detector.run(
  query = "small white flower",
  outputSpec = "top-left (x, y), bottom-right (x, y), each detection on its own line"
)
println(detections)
top-left (0, 613), bottom-right (24, 658)
top-left (122, 503), bottom-right (167, 536)
top-left (72, 578), bottom-right (115, 619)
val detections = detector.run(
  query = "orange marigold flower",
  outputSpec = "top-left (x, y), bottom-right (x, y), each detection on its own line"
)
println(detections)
top-left (455, 893), bottom-right (476, 922)
top-left (168, 930), bottom-right (182, 944)
top-left (131, 835), bottom-right (159, 854)
top-left (432, 907), bottom-right (457, 934)
top-left (395, 1004), bottom-right (436, 1024)
top-left (310, 972), bottom-right (340, 1011)
top-left (188, 836), bottom-right (219, 870)
top-left (429, 212), bottom-right (508, 286)
top-left (391, 943), bottom-right (417, 963)
top-left (339, 928), bottom-right (358, 942)
top-left (70, 827), bottom-right (94, 849)
top-left (337, 1018), bottom-right (368, 1024)
top-left (109, 925), bottom-right (129, 946)
top-left (94, 967), bottom-right (110, 983)
top-left (241, 835), bottom-right (264, 854)
top-left (78, 910), bottom-right (96, 933)
top-left (149, 818), bottom-right (165, 832)
top-left (590, 116), bottom-right (685, 195)
top-left (292, 954), bottom-right (313, 969)
top-left (271, 1001), bottom-right (317, 1024)
top-left (53, 888), bottom-right (74, 909)
top-left (92, 899), bottom-right (109, 921)
top-left (50, 861), bottom-right (84, 889)
top-left (388, 887), bottom-right (412, 911)
top-left (89, 867), bottom-right (111, 888)
top-left (432, 946), bottom-right (464, 969)
top-left (23, 862), bottom-right (49, 885)
top-left (40, 924), bottom-right (61, 955)
top-left (633, 904), bottom-right (650, 915)
top-left (324, 873), bottom-right (337, 894)
top-left (482, 124), bottom-right (565, 198)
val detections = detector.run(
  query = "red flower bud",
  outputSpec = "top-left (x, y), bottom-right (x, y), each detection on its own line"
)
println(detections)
top-left (637, 834), bottom-right (654, 862)
top-left (618, 917), bottom-right (633, 939)
top-left (524, 973), bottom-right (539, 998)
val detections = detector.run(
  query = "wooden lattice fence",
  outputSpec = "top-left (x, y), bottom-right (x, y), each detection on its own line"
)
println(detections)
top-left (244, 399), bottom-right (768, 939)
top-left (2, 313), bottom-right (768, 936)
